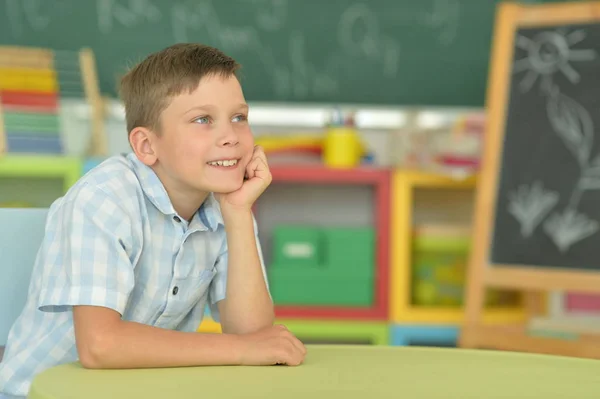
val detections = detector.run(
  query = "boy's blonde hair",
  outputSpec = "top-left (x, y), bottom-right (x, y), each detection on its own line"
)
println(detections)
top-left (119, 43), bottom-right (241, 135)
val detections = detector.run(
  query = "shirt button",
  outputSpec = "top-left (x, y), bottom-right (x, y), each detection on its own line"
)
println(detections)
top-left (173, 216), bottom-right (181, 223)
top-left (172, 286), bottom-right (179, 295)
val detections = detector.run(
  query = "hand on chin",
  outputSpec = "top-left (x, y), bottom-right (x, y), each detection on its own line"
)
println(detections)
top-left (215, 146), bottom-right (272, 213)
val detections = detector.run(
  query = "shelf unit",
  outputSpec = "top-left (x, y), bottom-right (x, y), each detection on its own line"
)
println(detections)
top-left (390, 169), bottom-right (525, 325)
top-left (265, 164), bottom-right (391, 321)
top-left (0, 155), bottom-right (81, 207)
top-left (0, 155), bottom-right (81, 190)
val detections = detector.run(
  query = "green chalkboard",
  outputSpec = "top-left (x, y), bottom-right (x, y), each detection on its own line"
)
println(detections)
top-left (0, 0), bottom-right (543, 105)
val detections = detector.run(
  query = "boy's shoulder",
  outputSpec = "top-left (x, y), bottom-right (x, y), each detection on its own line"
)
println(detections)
top-left (56, 153), bottom-right (148, 216)
top-left (76, 153), bottom-right (142, 198)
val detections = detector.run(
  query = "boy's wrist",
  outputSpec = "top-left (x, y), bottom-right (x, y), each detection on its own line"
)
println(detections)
top-left (227, 333), bottom-right (246, 365)
top-left (221, 206), bottom-right (253, 225)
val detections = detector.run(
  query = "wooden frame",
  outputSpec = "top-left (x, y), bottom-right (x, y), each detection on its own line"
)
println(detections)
top-left (0, 46), bottom-right (106, 157)
top-left (460, 1), bottom-right (600, 358)
top-left (390, 170), bottom-right (525, 324)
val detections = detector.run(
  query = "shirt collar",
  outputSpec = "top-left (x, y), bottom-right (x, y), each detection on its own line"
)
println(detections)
top-left (196, 192), bottom-right (224, 232)
top-left (126, 153), bottom-right (224, 231)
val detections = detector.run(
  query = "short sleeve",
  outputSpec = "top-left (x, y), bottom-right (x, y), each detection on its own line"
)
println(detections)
top-left (37, 183), bottom-right (137, 315)
top-left (208, 213), bottom-right (269, 323)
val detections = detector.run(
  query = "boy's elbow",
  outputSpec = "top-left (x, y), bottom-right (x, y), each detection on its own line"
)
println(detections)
top-left (223, 312), bottom-right (275, 335)
top-left (77, 331), bottom-right (115, 369)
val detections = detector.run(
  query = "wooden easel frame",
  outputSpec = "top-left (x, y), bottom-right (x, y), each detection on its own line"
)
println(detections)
top-left (0, 46), bottom-right (106, 157)
top-left (460, 1), bottom-right (600, 359)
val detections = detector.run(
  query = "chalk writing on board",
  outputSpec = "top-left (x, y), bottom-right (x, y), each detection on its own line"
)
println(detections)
top-left (422, 0), bottom-right (460, 46)
top-left (509, 27), bottom-right (599, 253)
top-left (512, 29), bottom-right (596, 93)
top-left (238, 0), bottom-right (288, 32)
top-left (3, 0), bottom-right (55, 36)
top-left (3, 0), bottom-right (22, 36)
top-left (171, 1), bottom-right (261, 51)
top-left (385, 0), bottom-right (460, 46)
top-left (97, 0), bottom-right (162, 35)
top-left (337, 3), bottom-right (401, 78)
top-left (285, 31), bottom-right (339, 97)
top-left (171, 1), bottom-right (339, 99)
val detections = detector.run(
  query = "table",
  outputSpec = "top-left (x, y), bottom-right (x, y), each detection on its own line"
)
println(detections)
top-left (28, 345), bottom-right (600, 398)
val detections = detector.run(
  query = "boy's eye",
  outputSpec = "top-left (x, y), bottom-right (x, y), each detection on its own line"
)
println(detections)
top-left (232, 114), bottom-right (248, 123)
top-left (193, 116), bottom-right (210, 124)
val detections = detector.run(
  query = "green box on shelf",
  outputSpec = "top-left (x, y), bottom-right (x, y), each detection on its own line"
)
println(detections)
top-left (272, 225), bottom-right (323, 268)
top-left (322, 227), bottom-right (375, 276)
top-left (268, 268), bottom-right (373, 307)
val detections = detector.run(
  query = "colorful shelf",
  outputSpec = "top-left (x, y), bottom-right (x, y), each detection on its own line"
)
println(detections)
top-left (264, 165), bottom-right (391, 321)
top-left (390, 170), bottom-right (525, 324)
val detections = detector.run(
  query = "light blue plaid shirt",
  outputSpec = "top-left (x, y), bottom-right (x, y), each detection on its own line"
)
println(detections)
top-left (0, 153), bottom-right (267, 397)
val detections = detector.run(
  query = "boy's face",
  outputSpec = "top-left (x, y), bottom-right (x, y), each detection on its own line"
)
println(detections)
top-left (153, 74), bottom-right (254, 196)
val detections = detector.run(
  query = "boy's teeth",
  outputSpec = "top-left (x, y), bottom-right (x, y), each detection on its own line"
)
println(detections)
top-left (208, 159), bottom-right (237, 167)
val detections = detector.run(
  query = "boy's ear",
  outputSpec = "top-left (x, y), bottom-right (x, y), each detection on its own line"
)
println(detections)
top-left (130, 127), bottom-right (158, 166)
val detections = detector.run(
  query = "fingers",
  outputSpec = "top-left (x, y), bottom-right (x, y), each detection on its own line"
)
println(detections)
top-left (288, 335), bottom-right (307, 358)
top-left (252, 145), bottom-right (268, 165)
top-left (277, 338), bottom-right (305, 366)
top-left (245, 155), bottom-right (271, 184)
top-left (245, 157), bottom-right (258, 180)
top-left (274, 325), bottom-right (306, 366)
top-left (282, 329), bottom-right (306, 357)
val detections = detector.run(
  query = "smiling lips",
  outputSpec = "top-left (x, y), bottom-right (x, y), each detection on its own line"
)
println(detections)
top-left (206, 159), bottom-right (239, 168)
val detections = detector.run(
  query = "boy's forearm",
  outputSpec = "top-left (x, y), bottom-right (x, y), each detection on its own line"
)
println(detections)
top-left (81, 320), bottom-right (243, 369)
top-left (221, 209), bottom-right (274, 334)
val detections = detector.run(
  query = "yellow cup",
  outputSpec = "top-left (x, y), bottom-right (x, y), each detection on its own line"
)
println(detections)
top-left (323, 127), bottom-right (363, 168)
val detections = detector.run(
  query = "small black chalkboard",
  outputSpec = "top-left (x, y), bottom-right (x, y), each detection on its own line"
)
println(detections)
top-left (491, 22), bottom-right (600, 271)
top-left (461, 1), bottom-right (600, 359)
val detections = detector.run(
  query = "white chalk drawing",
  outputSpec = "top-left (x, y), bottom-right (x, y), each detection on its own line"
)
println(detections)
top-left (3, 0), bottom-right (23, 37)
top-left (507, 27), bottom-right (600, 253)
top-left (386, 0), bottom-right (460, 46)
top-left (422, 0), bottom-right (460, 46)
top-left (3, 0), bottom-right (58, 36)
top-left (338, 3), bottom-right (380, 58)
top-left (508, 181), bottom-right (559, 237)
top-left (171, 1), bottom-right (339, 99)
top-left (337, 3), bottom-right (401, 78)
top-left (543, 209), bottom-right (599, 253)
top-left (546, 87), bottom-right (594, 169)
top-left (97, 0), bottom-right (161, 35)
top-left (245, 0), bottom-right (288, 31)
top-left (512, 28), bottom-right (596, 93)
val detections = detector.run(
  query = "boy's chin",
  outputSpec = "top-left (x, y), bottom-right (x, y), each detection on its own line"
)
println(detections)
top-left (207, 179), bottom-right (244, 194)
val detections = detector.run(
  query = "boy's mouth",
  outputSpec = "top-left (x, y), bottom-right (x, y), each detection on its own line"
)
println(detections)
top-left (206, 159), bottom-right (239, 168)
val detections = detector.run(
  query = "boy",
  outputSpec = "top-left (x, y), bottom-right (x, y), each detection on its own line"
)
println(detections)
top-left (0, 43), bottom-right (306, 398)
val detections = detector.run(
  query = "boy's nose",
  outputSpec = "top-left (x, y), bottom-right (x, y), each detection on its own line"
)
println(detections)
top-left (221, 138), bottom-right (239, 146)
top-left (218, 129), bottom-right (239, 147)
